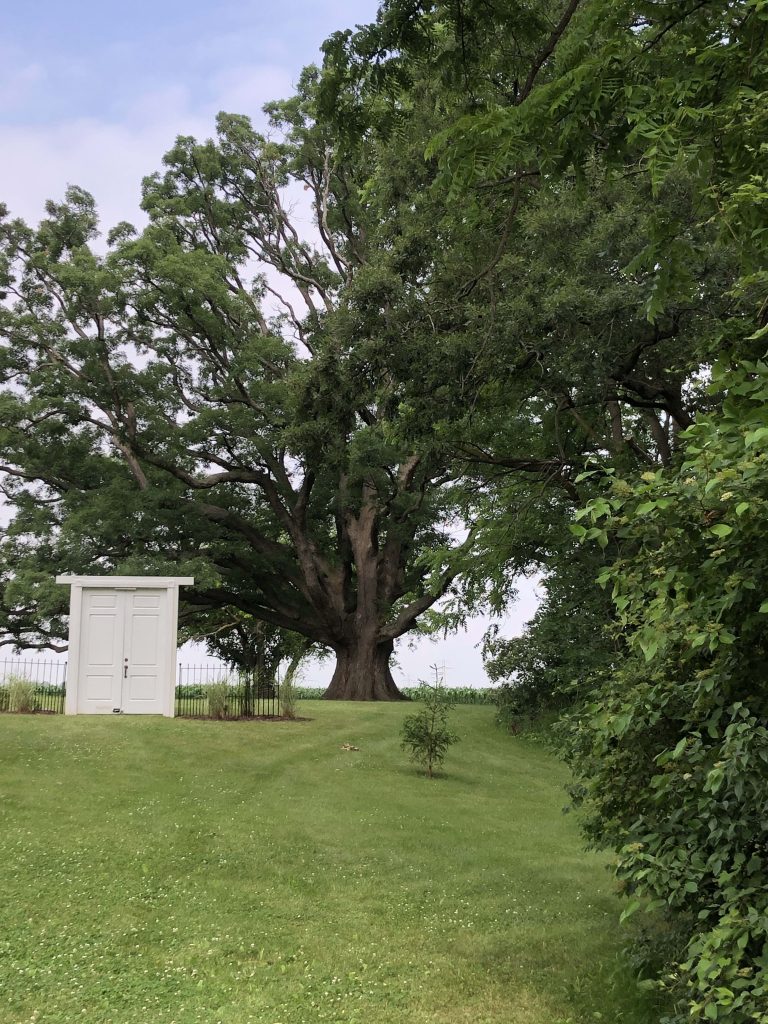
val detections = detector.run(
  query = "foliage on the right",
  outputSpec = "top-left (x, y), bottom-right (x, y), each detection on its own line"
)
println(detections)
top-left (400, 682), bottom-right (458, 778)
top-left (566, 361), bottom-right (768, 1022)
top-left (401, 1), bottom-right (767, 1017)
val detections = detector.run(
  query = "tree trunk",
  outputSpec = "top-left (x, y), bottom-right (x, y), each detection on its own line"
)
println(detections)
top-left (323, 637), bottom-right (404, 700)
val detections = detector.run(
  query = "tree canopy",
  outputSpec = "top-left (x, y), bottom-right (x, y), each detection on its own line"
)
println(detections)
top-left (0, 84), bottom-right (478, 699)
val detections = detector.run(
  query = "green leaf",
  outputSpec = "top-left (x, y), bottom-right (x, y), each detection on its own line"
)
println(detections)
top-left (613, 712), bottom-right (632, 736)
top-left (709, 523), bottom-right (732, 538)
top-left (671, 737), bottom-right (687, 759)
top-left (745, 426), bottom-right (768, 447)
top-left (585, 527), bottom-right (609, 548)
top-left (619, 899), bottom-right (641, 923)
top-left (638, 634), bottom-right (659, 662)
top-left (707, 768), bottom-right (724, 794)
top-left (735, 502), bottom-right (750, 516)
top-left (636, 978), bottom-right (658, 992)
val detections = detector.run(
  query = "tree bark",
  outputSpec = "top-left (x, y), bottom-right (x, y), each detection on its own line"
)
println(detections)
top-left (606, 399), bottom-right (625, 454)
top-left (323, 637), bottom-right (404, 700)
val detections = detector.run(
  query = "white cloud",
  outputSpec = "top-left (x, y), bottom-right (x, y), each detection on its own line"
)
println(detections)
top-left (208, 65), bottom-right (294, 116)
top-left (0, 65), bottom-right (292, 231)
top-left (0, 60), bottom-right (47, 111)
top-left (1, 116), bottom-right (187, 229)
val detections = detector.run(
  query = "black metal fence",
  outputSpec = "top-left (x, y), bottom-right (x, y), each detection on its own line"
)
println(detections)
top-left (0, 659), bottom-right (67, 714)
top-left (175, 664), bottom-right (281, 719)
top-left (0, 659), bottom-right (282, 718)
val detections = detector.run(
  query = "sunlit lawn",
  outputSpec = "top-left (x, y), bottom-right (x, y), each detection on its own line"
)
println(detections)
top-left (0, 704), bottom-right (657, 1024)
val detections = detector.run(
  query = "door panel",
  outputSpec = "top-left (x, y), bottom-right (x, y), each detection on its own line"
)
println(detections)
top-left (127, 674), bottom-right (159, 701)
top-left (122, 590), bottom-right (167, 714)
top-left (78, 590), bottom-right (124, 713)
top-left (84, 673), bottom-right (117, 701)
top-left (86, 613), bottom-right (120, 666)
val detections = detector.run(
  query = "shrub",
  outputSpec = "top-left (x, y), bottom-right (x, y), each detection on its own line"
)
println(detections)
top-left (205, 680), bottom-right (233, 719)
top-left (493, 683), bottom-right (529, 733)
top-left (7, 675), bottom-right (37, 713)
top-left (0, 685), bottom-right (9, 712)
top-left (567, 363), bottom-right (768, 1022)
top-left (483, 549), bottom-right (616, 724)
top-left (400, 682), bottom-right (458, 777)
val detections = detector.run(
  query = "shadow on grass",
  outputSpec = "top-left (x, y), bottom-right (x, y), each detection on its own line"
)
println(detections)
top-left (392, 764), bottom-right (480, 786)
top-left (173, 715), bottom-right (314, 725)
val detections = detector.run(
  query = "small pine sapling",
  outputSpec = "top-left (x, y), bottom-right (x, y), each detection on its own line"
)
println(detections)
top-left (400, 680), bottom-right (458, 777)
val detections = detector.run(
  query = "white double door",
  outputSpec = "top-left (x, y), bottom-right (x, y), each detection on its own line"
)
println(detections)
top-left (78, 588), bottom-right (169, 714)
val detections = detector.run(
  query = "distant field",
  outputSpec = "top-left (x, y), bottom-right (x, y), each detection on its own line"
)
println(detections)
top-left (0, 704), bottom-right (658, 1024)
top-left (288, 685), bottom-right (499, 703)
top-left (173, 685), bottom-right (500, 703)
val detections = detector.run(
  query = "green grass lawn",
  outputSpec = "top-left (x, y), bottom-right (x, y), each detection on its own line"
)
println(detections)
top-left (0, 704), bottom-right (657, 1024)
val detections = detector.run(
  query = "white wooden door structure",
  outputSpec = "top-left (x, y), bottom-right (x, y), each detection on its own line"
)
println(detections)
top-left (55, 576), bottom-right (193, 716)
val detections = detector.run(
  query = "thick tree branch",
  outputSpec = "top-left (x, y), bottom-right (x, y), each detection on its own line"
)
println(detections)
top-left (517, 0), bottom-right (584, 105)
top-left (379, 530), bottom-right (477, 642)
top-left (183, 587), bottom-right (329, 643)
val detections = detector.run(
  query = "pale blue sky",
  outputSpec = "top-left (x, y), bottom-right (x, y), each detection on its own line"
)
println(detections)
top-left (0, 1), bottom-right (379, 125)
top-left (0, 1), bottom-right (373, 127)
top-left (0, 1), bottom-right (381, 224)
top-left (0, 0), bottom-right (539, 684)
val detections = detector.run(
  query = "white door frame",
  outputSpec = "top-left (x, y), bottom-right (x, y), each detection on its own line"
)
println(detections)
top-left (55, 576), bottom-right (194, 717)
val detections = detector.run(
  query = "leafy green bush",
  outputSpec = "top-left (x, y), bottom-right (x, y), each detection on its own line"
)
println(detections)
top-left (492, 683), bottom-right (531, 733)
top-left (483, 550), bottom-right (616, 724)
top-left (400, 682), bottom-right (458, 777)
top-left (0, 686), bottom-right (9, 712)
top-left (6, 676), bottom-right (36, 713)
top-left (179, 678), bottom-right (274, 701)
top-left (568, 362), bottom-right (768, 1022)
top-left (31, 683), bottom-right (66, 696)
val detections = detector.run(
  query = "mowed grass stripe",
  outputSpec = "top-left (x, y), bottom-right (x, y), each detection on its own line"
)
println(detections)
top-left (0, 705), bottom-right (656, 1024)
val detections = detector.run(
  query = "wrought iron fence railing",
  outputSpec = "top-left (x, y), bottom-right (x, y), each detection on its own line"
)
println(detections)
top-left (0, 659), bottom-right (67, 714)
top-left (0, 659), bottom-right (281, 718)
top-left (175, 664), bottom-right (281, 719)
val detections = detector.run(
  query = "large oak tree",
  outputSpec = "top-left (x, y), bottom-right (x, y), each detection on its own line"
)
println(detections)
top-left (0, 76), bottom-right (479, 699)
